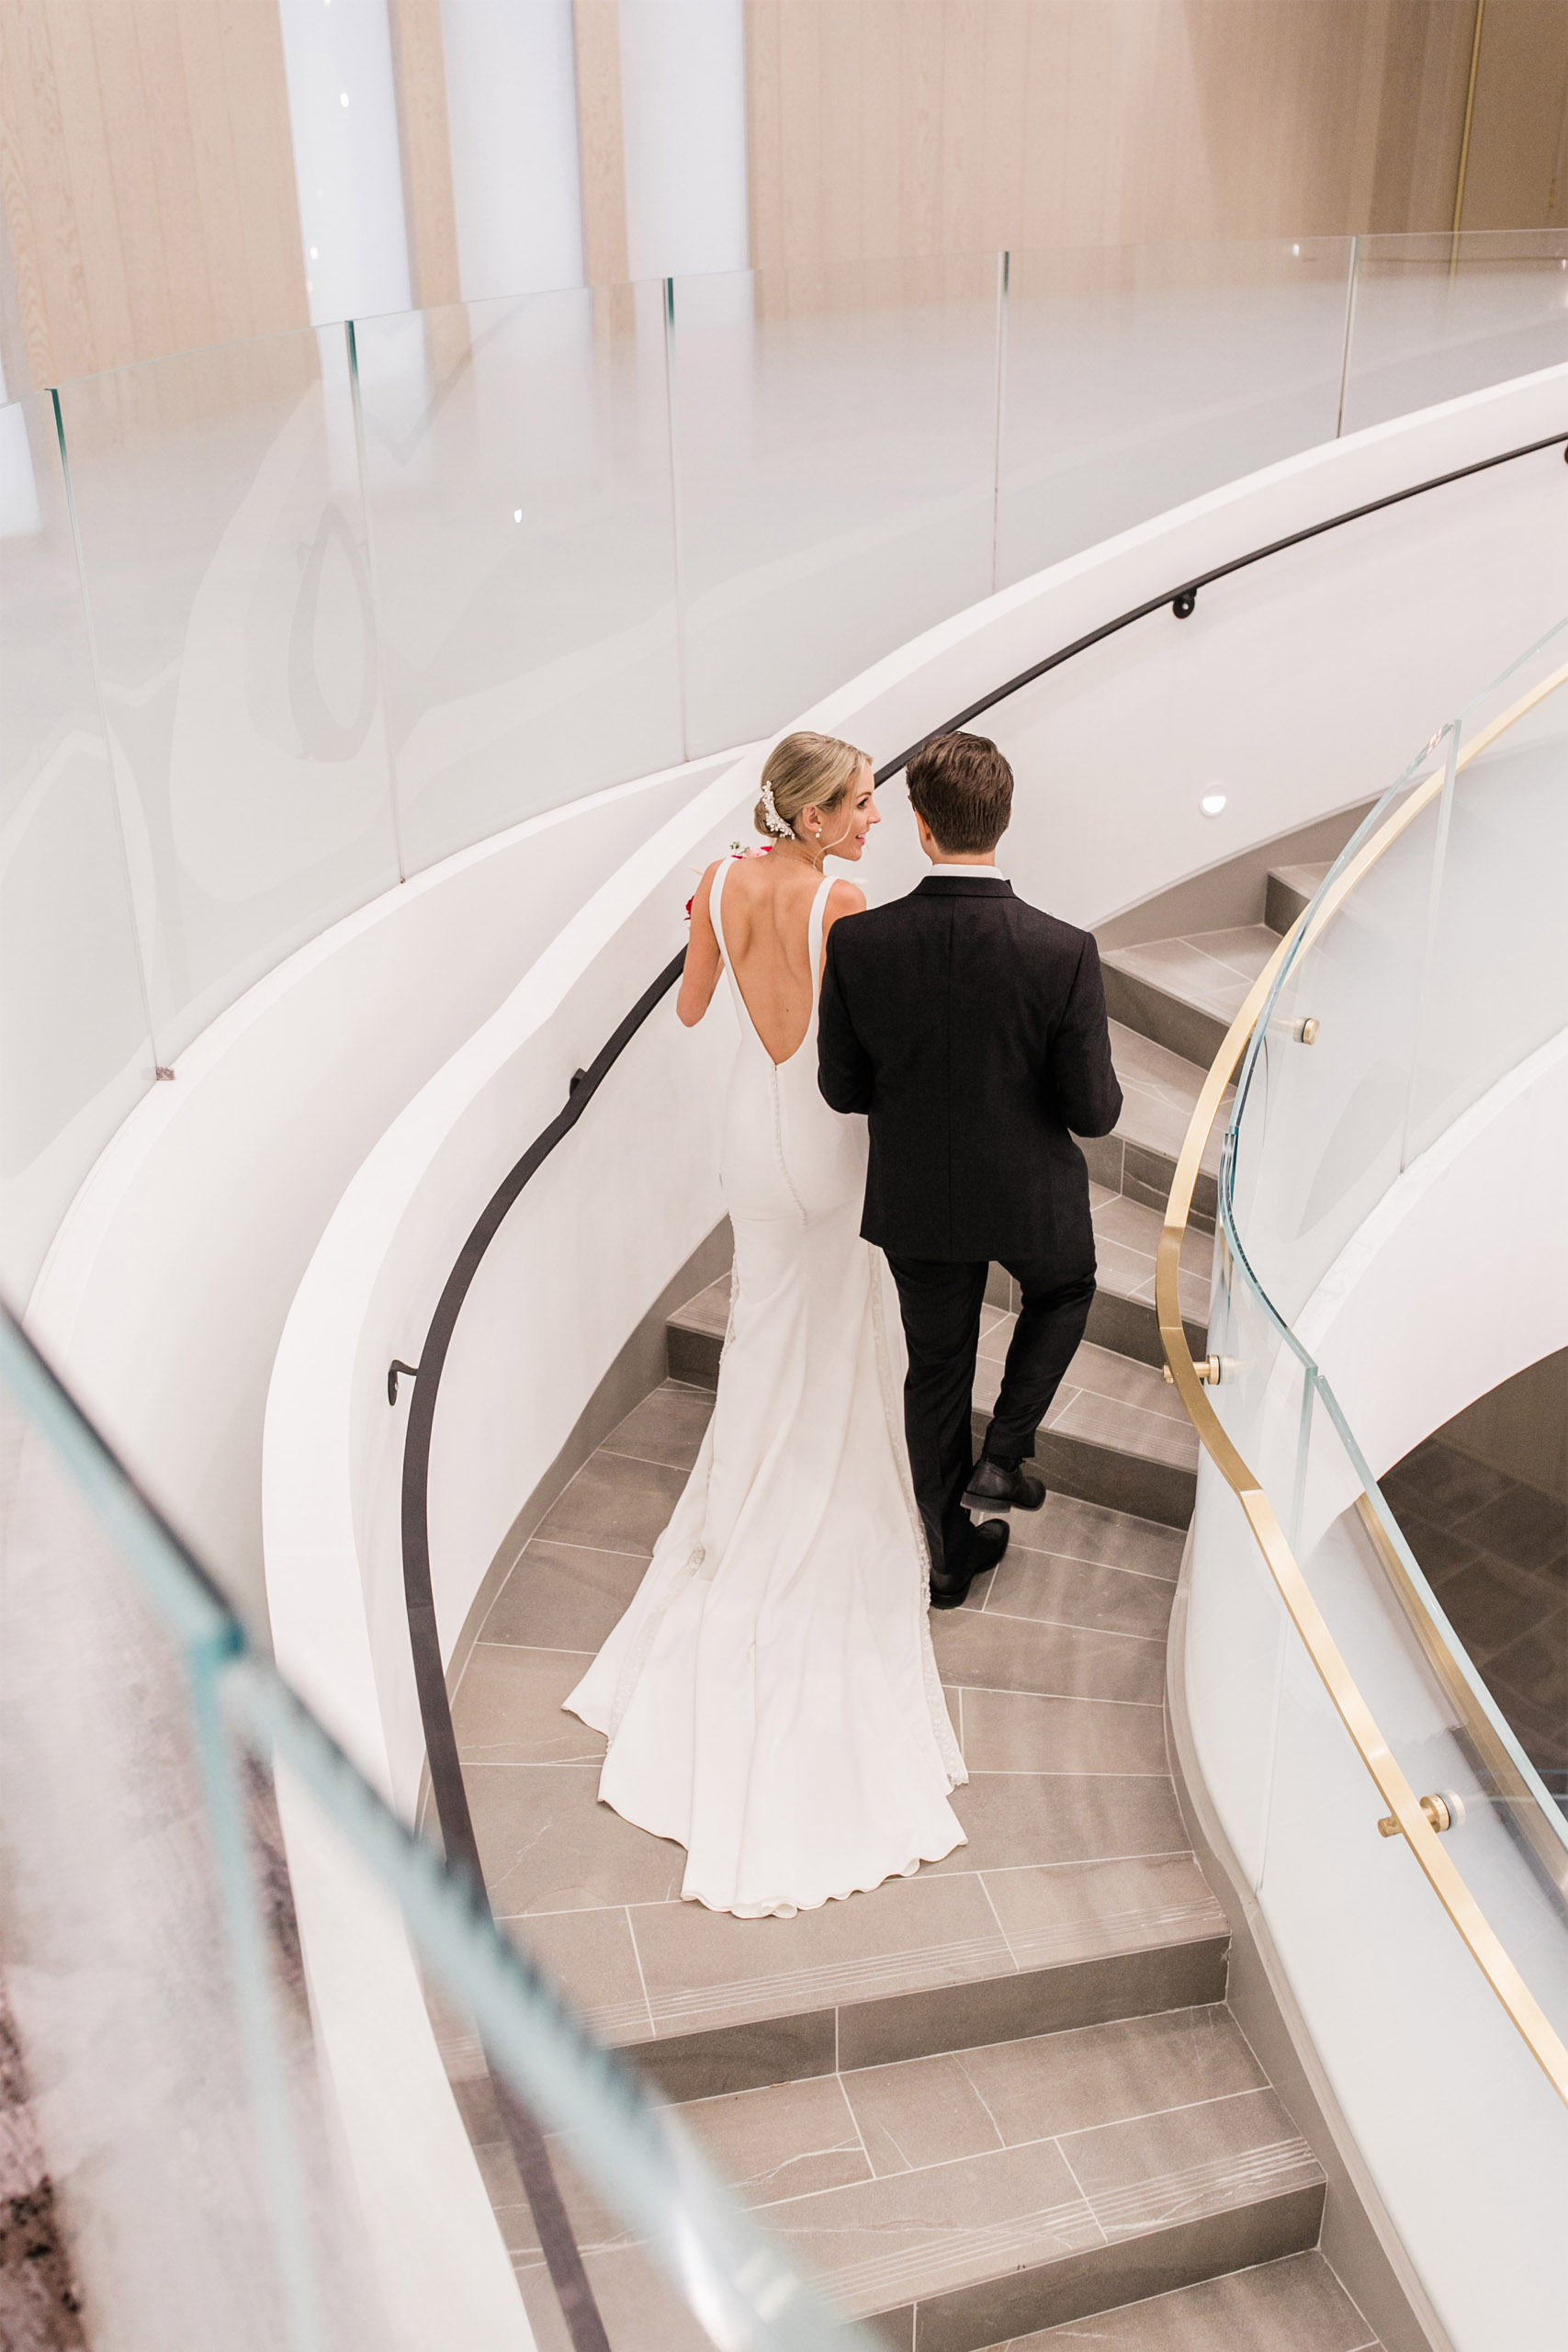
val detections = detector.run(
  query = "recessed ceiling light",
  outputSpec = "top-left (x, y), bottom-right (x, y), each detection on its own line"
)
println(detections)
top-left (309, 245), bottom-right (319, 260)
top-left (340, 91), bottom-right (350, 108)
top-left (1292, 243), bottom-right (1300, 255)
top-left (513, 509), bottom-right (523, 522)
top-left (1201, 791), bottom-right (1227, 818)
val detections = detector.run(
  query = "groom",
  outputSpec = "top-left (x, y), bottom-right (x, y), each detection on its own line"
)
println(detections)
top-left (818, 731), bottom-right (1122, 1606)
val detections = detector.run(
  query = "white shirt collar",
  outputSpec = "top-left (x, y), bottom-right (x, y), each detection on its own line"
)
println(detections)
top-left (926, 862), bottom-right (1007, 880)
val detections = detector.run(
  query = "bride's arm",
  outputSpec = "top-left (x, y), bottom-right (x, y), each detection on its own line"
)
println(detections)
top-left (676, 862), bottom-right (725, 1025)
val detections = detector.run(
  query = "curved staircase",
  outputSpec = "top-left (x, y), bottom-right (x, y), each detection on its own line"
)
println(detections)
top-left (442, 858), bottom-right (1382, 2351)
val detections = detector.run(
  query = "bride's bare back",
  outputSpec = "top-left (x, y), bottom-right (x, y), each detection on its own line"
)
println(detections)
top-left (678, 759), bottom-right (879, 1061)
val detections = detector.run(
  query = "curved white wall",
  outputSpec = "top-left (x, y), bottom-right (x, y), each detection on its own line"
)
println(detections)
top-left (1185, 1035), bottom-right (1568, 2352)
top-left (27, 747), bottom-right (745, 1632)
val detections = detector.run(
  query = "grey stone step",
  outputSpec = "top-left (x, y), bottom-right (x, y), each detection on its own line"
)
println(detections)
top-left (1089, 1021), bottom-right (1225, 1236)
top-left (1009, 1186), bottom-right (1213, 1372)
top-left (670, 1282), bottom-right (1198, 1529)
top-left (997, 2246), bottom-right (1379, 2350)
top-left (1265, 860), bottom-right (1334, 937)
top-left (664, 1267), bottom-right (729, 1386)
top-left (671, 1297), bottom-right (1201, 1537)
top-left (511, 2009), bottom-right (1326, 2352)
top-left (452, 1385), bottom-right (1224, 2115)
top-left (1101, 925), bottom-right (1279, 1069)
top-left (438, 1369), bottom-right (1346, 2352)
top-left (972, 1325), bottom-right (1198, 1533)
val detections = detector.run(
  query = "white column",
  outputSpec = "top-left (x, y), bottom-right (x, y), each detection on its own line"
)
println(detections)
top-left (276, 0), bottom-right (413, 325)
top-left (616, 0), bottom-right (749, 281)
top-left (441, 0), bottom-right (585, 300)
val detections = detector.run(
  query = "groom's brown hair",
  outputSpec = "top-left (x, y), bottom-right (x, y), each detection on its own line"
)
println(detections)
top-left (906, 732), bottom-right (1014, 854)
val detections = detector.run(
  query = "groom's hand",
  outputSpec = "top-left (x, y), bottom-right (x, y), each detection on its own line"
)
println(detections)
top-left (817, 932), bottom-right (875, 1112)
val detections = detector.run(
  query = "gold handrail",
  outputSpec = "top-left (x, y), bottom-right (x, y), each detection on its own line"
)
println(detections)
top-left (1156, 659), bottom-right (1568, 2105)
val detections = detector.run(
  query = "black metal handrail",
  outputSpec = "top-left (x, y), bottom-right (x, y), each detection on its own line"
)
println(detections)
top-left (397, 955), bottom-right (682, 2352)
top-left (396, 417), bottom-right (1568, 2348)
top-left (872, 428), bottom-right (1568, 785)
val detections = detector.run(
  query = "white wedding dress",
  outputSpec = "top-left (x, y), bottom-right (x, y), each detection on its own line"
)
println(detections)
top-left (564, 860), bottom-right (966, 1917)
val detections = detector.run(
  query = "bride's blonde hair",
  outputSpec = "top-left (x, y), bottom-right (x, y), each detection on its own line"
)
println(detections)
top-left (754, 731), bottom-right (871, 843)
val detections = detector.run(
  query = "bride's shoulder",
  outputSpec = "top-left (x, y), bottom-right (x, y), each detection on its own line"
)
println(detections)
top-left (826, 877), bottom-right (866, 917)
top-left (695, 849), bottom-right (749, 896)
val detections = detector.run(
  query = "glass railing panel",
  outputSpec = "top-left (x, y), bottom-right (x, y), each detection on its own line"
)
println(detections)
top-left (1341, 228), bottom-right (1568, 438)
top-left (670, 254), bottom-right (999, 756)
top-left (1242, 1425), bottom-right (1568, 2259)
top-left (0, 1371), bottom-right (387, 2347)
top-left (1404, 672), bottom-right (1568, 1165)
top-left (1223, 763), bottom-right (1441, 1328)
top-left (1274, 1371), bottom-right (1568, 2044)
top-left (53, 331), bottom-right (403, 1066)
top-left (1207, 1211), bottom-right (1300, 1510)
top-left (1190, 615), bottom-right (1568, 2134)
top-left (0, 1306), bottom-right (874, 2350)
top-left (0, 391), bottom-right (155, 1303)
top-left (352, 282), bottom-right (684, 879)
top-left (998, 236), bottom-right (1354, 588)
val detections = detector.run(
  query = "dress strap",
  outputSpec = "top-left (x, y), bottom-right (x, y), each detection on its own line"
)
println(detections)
top-left (807, 874), bottom-right (834, 1003)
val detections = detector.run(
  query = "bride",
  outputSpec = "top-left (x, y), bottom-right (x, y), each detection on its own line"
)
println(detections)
top-left (564, 732), bottom-right (966, 1918)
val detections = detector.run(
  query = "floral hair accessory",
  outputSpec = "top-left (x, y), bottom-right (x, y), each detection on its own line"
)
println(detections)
top-left (759, 780), bottom-right (793, 839)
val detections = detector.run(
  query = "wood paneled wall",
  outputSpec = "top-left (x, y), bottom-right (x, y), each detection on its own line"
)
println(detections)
top-left (573, 0), bottom-right (630, 284)
top-left (3, 1), bottom-right (1557, 393)
top-left (744, 0), bottom-right (1483, 273)
top-left (0, 0), bottom-right (309, 391)
top-left (389, 0), bottom-right (462, 309)
top-left (1460, 0), bottom-right (1568, 228)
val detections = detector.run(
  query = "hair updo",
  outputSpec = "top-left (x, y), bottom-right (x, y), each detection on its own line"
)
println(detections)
top-left (753, 730), bottom-right (872, 842)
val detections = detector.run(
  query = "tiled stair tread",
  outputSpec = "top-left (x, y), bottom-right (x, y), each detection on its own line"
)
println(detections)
top-left (670, 2018), bottom-right (1324, 2322)
top-left (1102, 925), bottom-right (1280, 1030)
top-left (1090, 1186), bottom-right (1212, 1331)
top-left (1269, 861), bottom-right (1333, 904)
top-left (459, 1393), bottom-right (1222, 2057)
top-left (1102, 1019), bottom-right (1227, 1182)
top-left (1001, 2248), bottom-right (1379, 2349)
top-left (504, 2018), bottom-right (1326, 2350)
top-left (976, 1323), bottom-right (1200, 1474)
top-left (669, 1272), bottom-right (731, 1340)
top-left (463, 1663), bottom-right (1226, 2048)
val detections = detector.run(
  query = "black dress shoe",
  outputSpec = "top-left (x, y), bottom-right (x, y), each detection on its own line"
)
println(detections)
top-left (930, 1517), bottom-right (1010, 1609)
top-left (963, 1455), bottom-right (1046, 1514)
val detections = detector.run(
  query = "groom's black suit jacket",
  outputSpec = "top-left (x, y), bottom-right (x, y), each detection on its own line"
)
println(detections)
top-left (818, 875), bottom-right (1122, 1264)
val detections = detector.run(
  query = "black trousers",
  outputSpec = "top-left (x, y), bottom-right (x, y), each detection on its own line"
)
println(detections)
top-left (886, 1253), bottom-right (1097, 1581)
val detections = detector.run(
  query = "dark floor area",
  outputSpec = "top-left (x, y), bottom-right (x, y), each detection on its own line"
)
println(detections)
top-left (0, 1974), bottom-right (86, 2352)
top-left (1382, 1438), bottom-right (1567, 1807)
